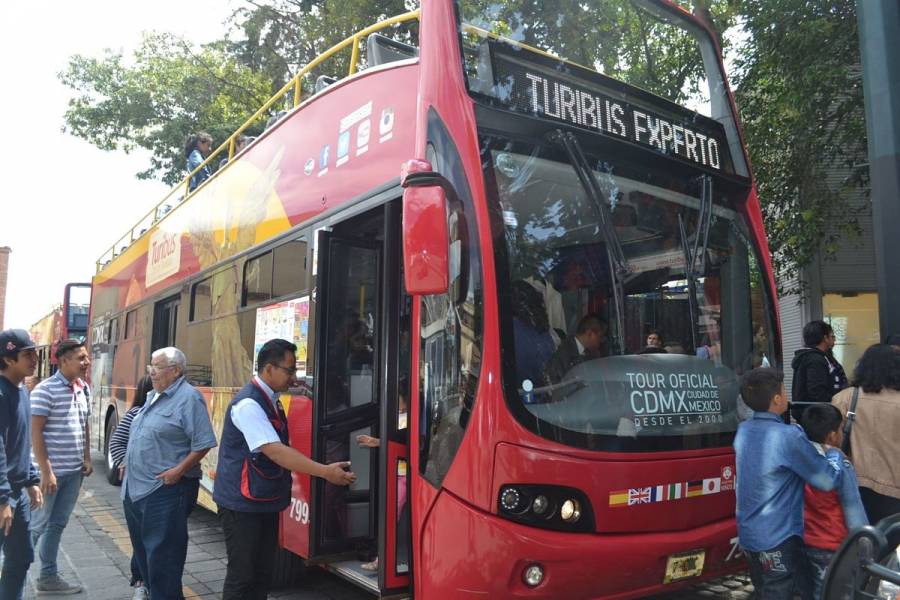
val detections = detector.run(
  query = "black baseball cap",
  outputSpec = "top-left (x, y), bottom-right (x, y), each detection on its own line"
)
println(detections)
top-left (0, 329), bottom-right (36, 356)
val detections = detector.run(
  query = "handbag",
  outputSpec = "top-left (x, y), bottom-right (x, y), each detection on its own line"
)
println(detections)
top-left (841, 387), bottom-right (860, 455)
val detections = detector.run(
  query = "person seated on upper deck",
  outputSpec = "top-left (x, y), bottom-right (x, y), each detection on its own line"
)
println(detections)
top-left (185, 132), bottom-right (213, 192)
top-left (218, 135), bottom-right (254, 170)
top-left (544, 314), bottom-right (608, 384)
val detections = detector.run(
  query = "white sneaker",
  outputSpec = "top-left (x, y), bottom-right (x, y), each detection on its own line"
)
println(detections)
top-left (132, 585), bottom-right (149, 600)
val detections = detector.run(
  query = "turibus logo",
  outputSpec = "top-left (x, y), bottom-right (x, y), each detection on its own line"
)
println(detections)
top-left (146, 229), bottom-right (182, 287)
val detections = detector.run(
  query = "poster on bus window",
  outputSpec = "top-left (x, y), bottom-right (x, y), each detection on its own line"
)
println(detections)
top-left (253, 296), bottom-right (310, 377)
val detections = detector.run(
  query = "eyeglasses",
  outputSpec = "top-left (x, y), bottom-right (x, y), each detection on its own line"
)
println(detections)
top-left (272, 365), bottom-right (296, 377)
top-left (146, 364), bottom-right (175, 373)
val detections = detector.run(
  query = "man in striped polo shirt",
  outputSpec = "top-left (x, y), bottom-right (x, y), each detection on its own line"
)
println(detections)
top-left (30, 339), bottom-right (93, 595)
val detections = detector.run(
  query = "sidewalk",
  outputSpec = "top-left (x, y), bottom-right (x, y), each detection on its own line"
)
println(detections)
top-left (19, 450), bottom-right (370, 600)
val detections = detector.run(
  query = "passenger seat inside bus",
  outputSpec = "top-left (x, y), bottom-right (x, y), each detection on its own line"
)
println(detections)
top-left (366, 33), bottom-right (418, 67)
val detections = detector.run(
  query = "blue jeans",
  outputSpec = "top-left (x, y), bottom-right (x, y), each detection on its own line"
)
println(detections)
top-left (745, 536), bottom-right (814, 600)
top-left (0, 490), bottom-right (35, 600)
top-left (805, 546), bottom-right (834, 600)
top-left (123, 479), bottom-right (199, 600)
top-left (31, 470), bottom-right (82, 579)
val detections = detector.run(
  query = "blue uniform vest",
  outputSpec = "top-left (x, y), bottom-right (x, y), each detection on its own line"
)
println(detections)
top-left (213, 380), bottom-right (292, 512)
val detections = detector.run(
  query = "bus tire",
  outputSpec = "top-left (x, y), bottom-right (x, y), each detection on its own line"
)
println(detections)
top-left (269, 546), bottom-right (305, 589)
top-left (104, 418), bottom-right (121, 486)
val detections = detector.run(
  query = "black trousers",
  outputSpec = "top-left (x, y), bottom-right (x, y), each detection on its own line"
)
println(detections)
top-left (859, 486), bottom-right (900, 526)
top-left (220, 508), bottom-right (278, 600)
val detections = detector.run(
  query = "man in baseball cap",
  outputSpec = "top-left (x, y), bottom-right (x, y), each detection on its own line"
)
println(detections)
top-left (0, 328), bottom-right (43, 598)
top-left (0, 329), bottom-right (36, 355)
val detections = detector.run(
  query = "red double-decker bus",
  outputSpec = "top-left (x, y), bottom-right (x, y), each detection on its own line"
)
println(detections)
top-left (88, 1), bottom-right (778, 597)
top-left (29, 283), bottom-right (92, 379)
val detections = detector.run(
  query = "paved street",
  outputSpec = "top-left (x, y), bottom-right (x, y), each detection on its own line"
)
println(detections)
top-left (17, 449), bottom-right (756, 599)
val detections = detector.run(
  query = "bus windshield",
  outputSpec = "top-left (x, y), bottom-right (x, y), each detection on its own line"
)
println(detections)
top-left (481, 136), bottom-right (775, 452)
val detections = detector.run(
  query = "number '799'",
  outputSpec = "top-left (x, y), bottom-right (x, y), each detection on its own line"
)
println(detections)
top-left (289, 497), bottom-right (309, 524)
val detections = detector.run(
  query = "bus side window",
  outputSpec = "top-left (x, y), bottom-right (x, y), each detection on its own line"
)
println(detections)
top-left (124, 310), bottom-right (137, 339)
top-left (108, 316), bottom-right (119, 344)
top-left (272, 237), bottom-right (308, 299)
top-left (243, 252), bottom-right (274, 306)
top-left (191, 278), bottom-right (213, 321)
top-left (419, 110), bottom-right (484, 488)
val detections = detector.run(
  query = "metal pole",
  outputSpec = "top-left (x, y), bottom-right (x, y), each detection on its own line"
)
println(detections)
top-left (857, 0), bottom-right (900, 340)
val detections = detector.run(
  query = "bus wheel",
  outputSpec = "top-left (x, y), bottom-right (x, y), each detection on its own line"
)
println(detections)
top-left (269, 547), bottom-right (305, 589)
top-left (104, 418), bottom-right (121, 486)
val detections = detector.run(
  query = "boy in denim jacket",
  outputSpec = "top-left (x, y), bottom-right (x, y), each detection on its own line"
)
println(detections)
top-left (735, 368), bottom-right (844, 599)
top-left (800, 403), bottom-right (868, 600)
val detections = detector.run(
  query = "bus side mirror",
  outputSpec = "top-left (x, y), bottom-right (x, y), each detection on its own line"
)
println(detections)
top-left (401, 159), bottom-right (450, 295)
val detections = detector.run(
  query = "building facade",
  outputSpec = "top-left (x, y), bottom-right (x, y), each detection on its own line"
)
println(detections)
top-left (779, 187), bottom-right (877, 398)
top-left (0, 247), bottom-right (9, 330)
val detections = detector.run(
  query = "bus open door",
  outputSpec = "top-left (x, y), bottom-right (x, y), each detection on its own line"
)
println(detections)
top-left (300, 204), bottom-right (411, 597)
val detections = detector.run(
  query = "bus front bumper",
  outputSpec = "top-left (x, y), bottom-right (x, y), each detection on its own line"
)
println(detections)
top-left (420, 490), bottom-right (745, 599)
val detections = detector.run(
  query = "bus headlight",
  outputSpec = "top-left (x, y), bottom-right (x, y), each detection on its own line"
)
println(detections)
top-left (523, 563), bottom-right (544, 587)
top-left (532, 495), bottom-right (550, 515)
top-left (497, 484), bottom-right (594, 532)
top-left (500, 487), bottom-right (525, 513)
top-left (560, 498), bottom-right (581, 522)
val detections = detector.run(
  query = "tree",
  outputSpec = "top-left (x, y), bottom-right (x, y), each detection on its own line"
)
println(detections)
top-left (59, 2), bottom-right (418, 185)
top-left (59, 33), bottom-right (277, 185)
top-left (732, 0), bottom-right (867, 292)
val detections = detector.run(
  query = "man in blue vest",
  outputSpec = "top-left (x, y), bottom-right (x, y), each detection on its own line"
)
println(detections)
top-left (214, 338), bottom-right (356, 600)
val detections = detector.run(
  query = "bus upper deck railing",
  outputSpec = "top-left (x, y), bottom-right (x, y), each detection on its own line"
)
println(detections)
top-left (95, 8), bottom-right (421, 274)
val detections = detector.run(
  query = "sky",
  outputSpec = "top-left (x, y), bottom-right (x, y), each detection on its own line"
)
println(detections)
top-left (0, 1), bottom-right (238, 330)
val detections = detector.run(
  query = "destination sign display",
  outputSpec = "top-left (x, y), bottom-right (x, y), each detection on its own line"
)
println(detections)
top-left (482, 43), bottom-right (732, 172)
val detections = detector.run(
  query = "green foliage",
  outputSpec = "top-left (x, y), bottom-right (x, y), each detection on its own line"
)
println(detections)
top-left (59, 2), bottom-right (419, 185)
top-left (733, 0), bottom-right (867, 292)
top-left (60, 33), bottom-right (276, 185)
top-left (460, 0), bottom-right (737, 106)
top-left (227, 0), bottom-right (418, 87)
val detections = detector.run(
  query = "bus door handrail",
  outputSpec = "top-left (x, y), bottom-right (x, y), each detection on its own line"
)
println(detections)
top-left (96, 8), bottom-right (421, 273)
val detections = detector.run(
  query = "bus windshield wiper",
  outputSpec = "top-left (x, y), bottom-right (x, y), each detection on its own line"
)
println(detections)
top-left (531, 377), bottom-right (587, 402)
top-left (678, 175), bottom-right (714, 350)
top-left (692, 175), bottom-right (713, 277)
top-left (547, 129), bottom-right (627, 354)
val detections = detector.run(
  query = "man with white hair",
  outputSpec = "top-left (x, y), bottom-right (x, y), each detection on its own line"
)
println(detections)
top-left (122, 347), bottom-right (217, 600)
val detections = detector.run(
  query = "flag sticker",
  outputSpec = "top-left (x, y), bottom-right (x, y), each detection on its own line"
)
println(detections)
top-left (667, 483), bottom-right (682, 500)
top-left (629, 487), bottom-right (652, 505)
top-left (609, 490), bottom-right (629, 507)
top-left (607, 470), bottom-right (731, 508)
top-left (685, 481), bottom-right (704, 497)
top-left (702, 478), bottom-right (722, 495)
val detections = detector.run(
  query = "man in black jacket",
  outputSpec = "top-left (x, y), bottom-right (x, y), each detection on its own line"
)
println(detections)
top-left (545, 315), bottom-right (608, 384)
top-left (790, 320), bottom-right (848, 421)
top-left (0, 329), bottom-right (43, 599)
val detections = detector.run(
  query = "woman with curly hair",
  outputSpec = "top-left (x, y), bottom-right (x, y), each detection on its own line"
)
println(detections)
top-left (832, 343), bottom-right (900, 524)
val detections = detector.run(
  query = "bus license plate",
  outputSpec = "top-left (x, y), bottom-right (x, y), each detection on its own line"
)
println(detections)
top-left (663, 549), bottom-right (705, 584)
